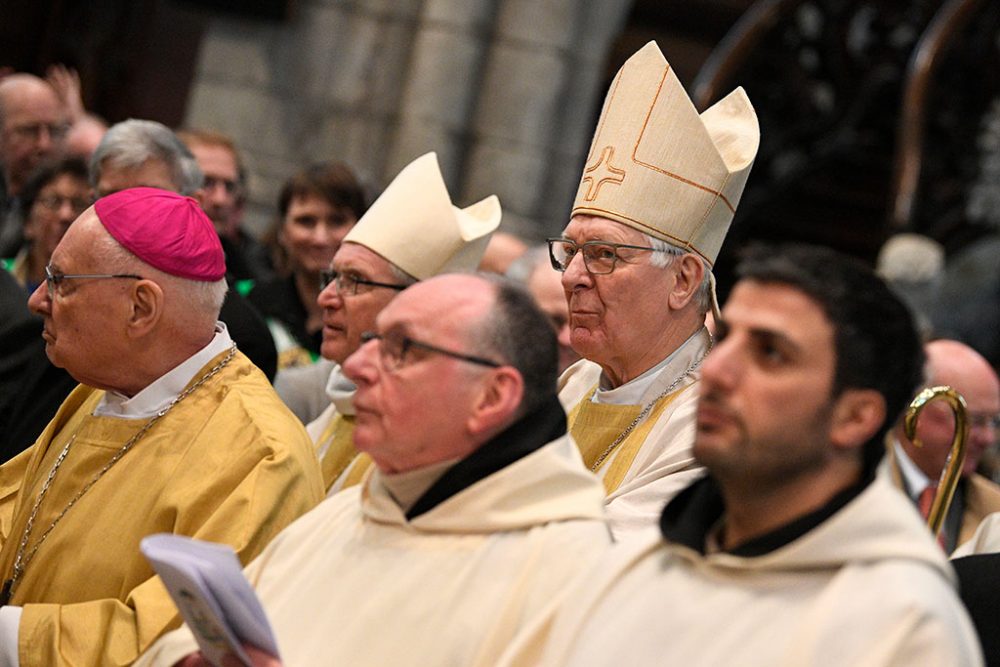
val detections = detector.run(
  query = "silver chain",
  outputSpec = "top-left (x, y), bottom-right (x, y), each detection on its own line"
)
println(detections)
top-left (590, 335), bottom-right (713, 472)
top-left (5, 344), bottom-right (237, 599)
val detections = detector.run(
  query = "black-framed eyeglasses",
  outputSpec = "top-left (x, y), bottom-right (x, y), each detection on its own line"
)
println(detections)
top-left (44, 264), bottom-right (142, 299)
top-left (360, 331), bottom-right (502, 371)
top-left (547, 238), bottom-right (659, 275)
top-left (319, 269), bottom-right (409, 296)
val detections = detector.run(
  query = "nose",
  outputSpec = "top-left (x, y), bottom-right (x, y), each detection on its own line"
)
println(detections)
top-left (342, 336), bottom-right (379, 386)
top-left (700, 335), bottom-right (738, 392)
top-left (27, 281), bottom-right (50, 315)
top-left (310, 221), bottom-right (339, 247)
top-left (316, 277), bottom-right (344, 309)
top-left (561, 252), bottom-right (593, 292)
top-left (206, 182), bottom-right (228, 205)
top-left (36, 127), bottom-right (54, 153)
top-left (56, 200), bottom-right (77, 223)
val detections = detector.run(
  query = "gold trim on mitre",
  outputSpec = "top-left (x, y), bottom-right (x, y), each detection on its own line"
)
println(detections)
top-left (343, 152), bottom-right (501, 280)
top-left (572, 41), bottom-right (759, 265)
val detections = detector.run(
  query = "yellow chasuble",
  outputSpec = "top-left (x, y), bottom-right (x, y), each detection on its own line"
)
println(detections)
top-left (0, 350), bottom-right (324, 666)
top-left (567, 385), bottom-right (691, 495)
top-left (316, 413), bottom-right (358, 490)
top-left (315, 417), bottom-right (373, 494)
top-left (556, 329), bottom-right (712, 538)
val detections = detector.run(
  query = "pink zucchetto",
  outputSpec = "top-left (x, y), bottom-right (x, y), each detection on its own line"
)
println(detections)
top-left (93, 187), bottom-right (226, 281)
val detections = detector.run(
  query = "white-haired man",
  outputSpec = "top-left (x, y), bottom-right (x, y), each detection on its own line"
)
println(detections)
top-left (553, 42), bottom-right (759, 536)
top-left (305, 152), bottom-right (500, 492)
top-left (0, 188), bottom-right (322, 666)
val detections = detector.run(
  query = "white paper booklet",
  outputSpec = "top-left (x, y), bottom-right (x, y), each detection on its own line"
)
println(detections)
top-left (141, 533), bottom-right (281, 666)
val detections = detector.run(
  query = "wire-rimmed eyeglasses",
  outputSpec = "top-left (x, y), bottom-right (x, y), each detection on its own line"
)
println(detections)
top-left (44, 264), bottom-right (142, 299)
top-left (319, 269), bottom-right (409, 295)
top-left (547, 238), bottom-right (658, 274)
top-left (360, 331), bottom-right (501, 371)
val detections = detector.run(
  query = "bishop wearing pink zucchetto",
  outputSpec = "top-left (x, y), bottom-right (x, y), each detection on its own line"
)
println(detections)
top-left (0, 187), bottom-right (323, 667)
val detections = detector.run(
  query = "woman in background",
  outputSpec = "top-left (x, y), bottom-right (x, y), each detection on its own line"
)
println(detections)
top-left (246, 162), bottom-right (366, 369)
top-left (5, 157), bottom-right (91, 292)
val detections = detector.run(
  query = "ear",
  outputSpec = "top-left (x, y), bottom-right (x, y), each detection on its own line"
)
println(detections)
top-left (191, 187), bottom-right (206, 207)
top-left (829, 389), bottom-right (886, 452)
top-left (667, 254), bottom-right (705, 310)
top-left (466, 368), bottom-right (525, 437)
top-left (126, 279), bottom-right (164, 338)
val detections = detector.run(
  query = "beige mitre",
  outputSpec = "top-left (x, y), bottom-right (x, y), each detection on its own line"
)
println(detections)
top-left (344, 152), bottom-right (501, 280)
top-left (572, 41), bottom-right (759, 267)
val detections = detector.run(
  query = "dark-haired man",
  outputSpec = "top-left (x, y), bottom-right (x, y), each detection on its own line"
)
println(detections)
top-left (139, 274), bottom-right (611, 667)
top-left (503, 244), bottom-right (981, 666)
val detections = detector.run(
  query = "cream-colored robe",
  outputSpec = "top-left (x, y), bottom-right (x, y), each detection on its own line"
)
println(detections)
top-left (501, 476), bottom-right (983, 666)
top-left (0, 351), bottom-right (324, 666)
top-left (138, 435), bottom-right (611, 667)
top-left (558, 329), bottom-right (709, 538)
top-left (953, 512), bottom-right (1000, 557)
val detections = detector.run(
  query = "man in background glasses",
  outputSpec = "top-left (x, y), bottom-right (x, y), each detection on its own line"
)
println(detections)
top-left (551, 42), bottom-right (759, 538)
top-left (0, 74), bottom-right (68, 257)
top-left (304, 151), bottom-right (500, 494)
top-left (883, 338), bottom-right (1000, 554)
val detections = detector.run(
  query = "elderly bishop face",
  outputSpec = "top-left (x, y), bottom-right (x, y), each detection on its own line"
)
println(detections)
top-left (28, 208), bottom-right (140, 388)
top-left (557, 214), bottom-right (688, 386)
top-left (27, 187), bottom-right (226, 393)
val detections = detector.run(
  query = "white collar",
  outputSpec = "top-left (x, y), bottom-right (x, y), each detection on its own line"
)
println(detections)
top-left (892, 437), bottom-right (932, 498)
top-left (593, 328), bottom-right (706, 405)
top-left (93, 323), bottom-right (233, 419)
top-left (324, 363), bottom-right (357, 416)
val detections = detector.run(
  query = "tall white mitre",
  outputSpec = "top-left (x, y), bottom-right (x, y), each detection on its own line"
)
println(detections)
top-left (344, 152), bottom-right (501, 279)
top-left (572, 41), bottom-right (760, 266)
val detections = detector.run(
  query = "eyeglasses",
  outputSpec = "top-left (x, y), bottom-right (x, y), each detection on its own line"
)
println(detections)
top-left (6, 122), bottom-right (70, 143)
top-left (35, 194), bottom-right (92, 216)
top-left (360, 331), bottom-right (501, 371)
top-left (319, 269), bottom-right (409, 295)
top-left (547, 238), bottom-right (659, 274)
top-left (969, 413), bottom-right (1000, 431)
top-left (44, 264), bottom-right (142, 299)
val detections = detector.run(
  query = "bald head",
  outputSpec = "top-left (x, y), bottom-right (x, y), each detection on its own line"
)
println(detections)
top-left (900, 340), bottom-right (1000, 478)
top-left (0, 74), bottom-right (67, 193)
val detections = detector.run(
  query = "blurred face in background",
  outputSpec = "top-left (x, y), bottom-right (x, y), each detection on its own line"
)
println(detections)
top-left (280, 193), bottom-right (357, 277)
top-left (24, 171), bottom-right (92, 282)
top-left (189, 142), bottom-right (242, 239)
top-left (527, 259), bottom-right (579, 373)
top-left (0, 77), bottom-right (67, 193)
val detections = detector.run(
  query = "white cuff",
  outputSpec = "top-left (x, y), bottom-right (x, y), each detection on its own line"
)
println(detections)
top-left (0, 606), bottom-right (21, 667)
